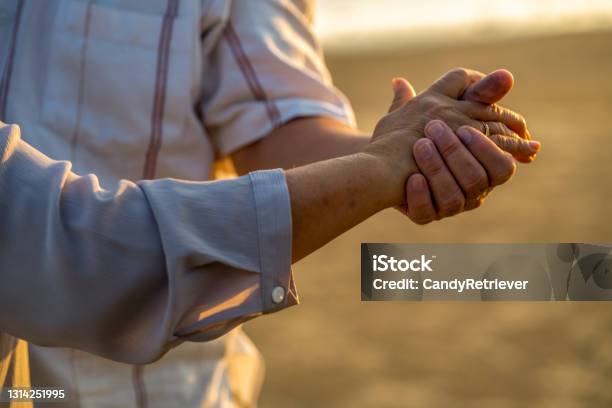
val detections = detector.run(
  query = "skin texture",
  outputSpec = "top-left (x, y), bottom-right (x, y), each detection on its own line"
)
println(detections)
top-left (285, 152), bottom-right (392, 262)
top-left (232, 69), bottom-right (536, 174)
top-left (233, 69), bottom-right (540, 225)
top-left (407, 122), bottom-right (516, 224)
top-left (393, 69), bottom-right (540, 223)
top-left (384, 69), bottom-right (539, 163)
top-left (231, 68), bottom-right (543, 260)
top-left (232, 116), bottom-right (370, 172)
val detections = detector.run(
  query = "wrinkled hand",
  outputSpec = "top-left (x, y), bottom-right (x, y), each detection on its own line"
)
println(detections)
top-left (365, 67), bottom-right (540, 224)
top-left (387, 68), bottom-right (540, 163)
top-left (406, 120), bottom-right (516, 224)
top-left (387, 68), bottom-right (542, 224)
top-left (459, 68), bottom-right (537, 163)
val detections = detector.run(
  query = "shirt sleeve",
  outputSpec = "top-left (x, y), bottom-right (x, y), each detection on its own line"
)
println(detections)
top-left (0, 122), bottom-right (298, 364)
top-left (201, 0), bottom-right (356, 156)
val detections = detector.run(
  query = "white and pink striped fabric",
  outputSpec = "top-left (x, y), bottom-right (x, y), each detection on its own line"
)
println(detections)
top-left (0, 0), bottom-right (354, 406)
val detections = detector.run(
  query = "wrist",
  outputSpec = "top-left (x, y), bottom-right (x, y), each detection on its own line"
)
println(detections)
top-left (362, 135), bottom-right (420, 207)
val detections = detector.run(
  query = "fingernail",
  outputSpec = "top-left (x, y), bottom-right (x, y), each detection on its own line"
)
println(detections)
top-left (529, 141), bottom-right (541, 152)
top-left (457, 127), bottom-right (473, 144)
top-left (416, 140), bottom-right (434, 159)
top-left (426, 121), bottom-right (444, 140)
top-left (411, 175), bottom-right (426, 192)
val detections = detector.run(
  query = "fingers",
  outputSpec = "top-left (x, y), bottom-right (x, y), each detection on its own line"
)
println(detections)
top-left (464, 118), bottom-right (521, 140)
top-left (389, 77), bottom-right (417, 113)
top-left (461, 69), bottom-right (514, 104)
top-left (412, 138), bottom-right (465, 218)
top-left (458, 101), bottom-right (529, 138)
top-left (423, 120), bottom-right (489, 211)
top-left (405, 173), bottom-right (437, 225)
top-left (409, 121), bottom-right (520, 222)
top-left (429, 68), bottom-right (485, 99)
top-left (455, 101), bottom-right (541, 160)
top-left (485, 121), bottom-right (520, 139)
top-left (489, 134), bottom-right (541, 163)
top-left (463, 118), bottom-right (540, 159)
top-left (456, 126), bottom-right (517, 187)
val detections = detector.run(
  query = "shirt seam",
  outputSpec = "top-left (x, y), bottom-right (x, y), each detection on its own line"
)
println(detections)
top-left (249, 173), bottom-right (268, 313)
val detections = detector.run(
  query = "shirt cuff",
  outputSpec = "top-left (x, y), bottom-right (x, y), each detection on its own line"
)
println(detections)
top-left (140, 169), bottom-right (298, 344)
top-left (249, 169), bottom-right (298, 313)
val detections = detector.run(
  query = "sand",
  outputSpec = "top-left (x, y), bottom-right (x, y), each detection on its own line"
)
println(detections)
top-left (245, 30), bottom-right (612, 407)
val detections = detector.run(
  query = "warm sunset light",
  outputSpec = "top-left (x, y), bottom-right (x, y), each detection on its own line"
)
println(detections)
top-left (2, 1), bottom-right (612, 406)
top-left (315, 0), bottom-right (612, 51)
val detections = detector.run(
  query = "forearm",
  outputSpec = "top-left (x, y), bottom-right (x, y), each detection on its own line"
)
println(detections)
top-left (232, 117), bottom-right (370, 175)
top-left (232, 117), bottom-right (426, 262)
top-left (287, 151), bottom-right (414, 262)
top-left (0, 123), bottom-right (299, 361)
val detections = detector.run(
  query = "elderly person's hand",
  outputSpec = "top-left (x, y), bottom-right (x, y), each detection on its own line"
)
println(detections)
top-left (382, 68), bottom-right (540, 224)
top-left (288, 68), bottom-right (538, 260)
top-left (364, 68), bottom-right (540, 223)
top-left (387, 68), bottom-right (539, 163)
top-left (460, 68), bottom-right (536, 163)
top-left (406, 120), bottom-right (516, 224)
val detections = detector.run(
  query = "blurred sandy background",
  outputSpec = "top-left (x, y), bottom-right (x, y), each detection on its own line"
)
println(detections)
top-left (244, 24), bottom-right (612, 408)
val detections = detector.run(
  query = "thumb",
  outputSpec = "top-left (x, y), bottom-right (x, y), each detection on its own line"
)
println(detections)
top-left (388, 77), bottom-right (416, 112)
top-left (461, 69), bottom-right (514, 104)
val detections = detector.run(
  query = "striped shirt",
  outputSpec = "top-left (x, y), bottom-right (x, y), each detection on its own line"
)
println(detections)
top-left (0, 0), bottom-right (354, 406)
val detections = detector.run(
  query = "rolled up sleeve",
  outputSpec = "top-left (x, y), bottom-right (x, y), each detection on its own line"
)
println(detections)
top-left (201, 0), bottom-right (356, 156)
top-left (0, 123), bottom-right (297, 364)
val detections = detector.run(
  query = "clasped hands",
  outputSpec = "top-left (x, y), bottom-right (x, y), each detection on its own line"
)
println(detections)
top-left (365, 68), bottom-right (541, 224)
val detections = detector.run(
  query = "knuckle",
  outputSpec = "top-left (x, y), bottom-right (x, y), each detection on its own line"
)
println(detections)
top-left (497, 107), bottom-right (527, 135)
top-left (485, 122), bottom-right (498, 135)
top-left (409, 206), bottom-right (436, 225)
top-left (505, 109), bottom-right (527, 134)
top-left (419, 94), bottom-right (437, 106)
top-left (424, 160), bottom-right (445, 177)
top-left (464, 200), bottom-right (478, 211)
top-left (467, 197), bottom-right (484, 211)
top-left (463, 174), bottom-right (488, 197)
top-left (494, 136), bottom-right (508, 151)
top-left (439, 194), bottom-right (465, 215)
top-left (503, 123), bottom-right (516, 136)
top-left (438, 137), bottom-right (462, 157)
top-left (421, 95), bottom-right (447, 115)
top-left (494, 122), bottom-right (513, 137)
top-left (450, 67), bottom-right (470, 82)
top-left (495, 135), bottom-right (515, 152)
top-left (429, 105), bottom-right (451, 119)
top-left (493, 157), bottom-right (516, 185)
top-left (461, 100), bottom-right (481, 114)
top-left (516, 115), bottom-right (528, 134)
top-left (489, 103), bottom-right (502, 116)
top-left (411, 204), bottom-right (430, 216)
top-left (519, 140), bottom-right (534, 155)
top-left (503, 159), bottom-right (517, 181)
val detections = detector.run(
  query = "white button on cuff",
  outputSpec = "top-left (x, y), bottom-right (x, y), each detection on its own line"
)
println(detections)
top-left (271, 286), bottom-right (285, 304)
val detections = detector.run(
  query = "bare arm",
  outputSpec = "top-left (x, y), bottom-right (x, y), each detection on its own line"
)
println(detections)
top-left (250, 68), bottom-right (529, 261)
top-left (232, 117), bottom-right (369, 175)
top-left (232, 118), bottom-right (395, 262)
top-left (287, 151), bottom-right (405, 262)
top-left (232, 69), bottom-right (538, 177)
top-left (0, 70), bottom-right (519, 358)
